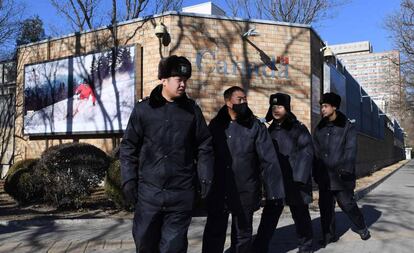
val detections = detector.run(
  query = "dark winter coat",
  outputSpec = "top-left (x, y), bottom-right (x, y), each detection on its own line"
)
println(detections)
top-left (313, 111), bottom-right (357, 191)
top-left (268, 112), bottom-right (313, 205)
top-left (206, 106), bottom-right (285, 213)
top-left (120, 84), bottom-right (214, 211)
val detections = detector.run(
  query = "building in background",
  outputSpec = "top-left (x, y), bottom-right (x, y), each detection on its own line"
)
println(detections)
top-left (330, 41), bottom-right (402, 118)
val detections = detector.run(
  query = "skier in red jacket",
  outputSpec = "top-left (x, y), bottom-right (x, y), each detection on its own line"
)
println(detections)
top-left (72, 79), bottom-right (96, 117)
top-left (75, 79), bottom-right (96, 105)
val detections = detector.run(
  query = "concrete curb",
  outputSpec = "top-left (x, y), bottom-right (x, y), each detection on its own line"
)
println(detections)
top-left (354, 160), bottom-right (409, 201)
top-left (0, 218), bottom-right (129, 227)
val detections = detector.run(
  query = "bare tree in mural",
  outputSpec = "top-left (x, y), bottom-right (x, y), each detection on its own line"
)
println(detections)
top-left (225, 0), bottom-right (347, 24)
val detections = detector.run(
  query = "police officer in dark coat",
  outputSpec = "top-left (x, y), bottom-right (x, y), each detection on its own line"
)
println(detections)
top-left (202, 86), bottom-right (285, 253)
top-left (253, 93), bottom-right (314, 253)
top-left (120, 55), bottom-right (214, 253)
top-left (313, 92), bottom-right (370, 247)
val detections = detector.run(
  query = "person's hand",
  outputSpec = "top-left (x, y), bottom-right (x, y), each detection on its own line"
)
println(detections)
top-left (339, 170), bottom-right (354, 180)
top-left (199, 179), bottom-right (210, 199)
top-left (122, 180), bottom-right (137, 205)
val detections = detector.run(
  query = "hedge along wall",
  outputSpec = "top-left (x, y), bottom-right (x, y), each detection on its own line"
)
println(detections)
top-left (14, 12), bottom-right (322, 162)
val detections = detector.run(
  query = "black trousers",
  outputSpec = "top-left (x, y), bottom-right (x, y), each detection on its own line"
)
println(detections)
top-left (318, 189), bottom-right (366, 240)
top-left (132, 208), bottom-right (192, 253)
top-left (253, 201), bottom-right (313, 253)
top-left (202, 208), bottom-right (254, 253)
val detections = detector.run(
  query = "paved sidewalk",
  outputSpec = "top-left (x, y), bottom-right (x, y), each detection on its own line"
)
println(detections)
top-left (0, 160), bottom-right (412, 252)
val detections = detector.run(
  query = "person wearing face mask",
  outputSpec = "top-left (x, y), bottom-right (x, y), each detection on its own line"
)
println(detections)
top-left (120, 55), bottom-right (214, 253)
top-left (313, 92), bottom-right (370, 248)
top-left (253, 93), bottom-right (314, 253)
top-left (202, 86), bottom-right (285, 253)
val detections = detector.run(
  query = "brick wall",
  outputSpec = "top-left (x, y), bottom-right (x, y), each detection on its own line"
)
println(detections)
top-left (14, 13), bottom-right (318, 161)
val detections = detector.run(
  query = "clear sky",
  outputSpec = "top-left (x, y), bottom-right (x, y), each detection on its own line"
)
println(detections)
top-left (21, 0), bottom-right (401, 53)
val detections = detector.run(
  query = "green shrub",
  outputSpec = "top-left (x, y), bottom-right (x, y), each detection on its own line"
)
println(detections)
top-left (37, 143), bottom-right (110, 208)
top-left (4, 159), bottom-right (44, 205)
top-left (5, 159), bottom-right (36, 177)
top-left (104, 159), bottom-right (133, 211)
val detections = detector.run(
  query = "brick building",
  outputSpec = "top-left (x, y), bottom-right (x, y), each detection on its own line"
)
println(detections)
top-left (3, 5), bottom-right (404, 178)
top-left (14, 9), bottom-right (324, 161)
top-left (0, 60), bottom-right (16, 177)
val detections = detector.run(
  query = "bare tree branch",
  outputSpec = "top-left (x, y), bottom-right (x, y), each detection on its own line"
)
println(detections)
top-left (50, 0), bottom-right (101, 32)
top-left (0, 0), bottom-right (24, 56)
top-left (225, 0), bottom-right (347, 24)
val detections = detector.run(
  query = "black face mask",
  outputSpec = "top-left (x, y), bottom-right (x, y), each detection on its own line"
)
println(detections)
top-left (232, 103), bottom-right (249, 118)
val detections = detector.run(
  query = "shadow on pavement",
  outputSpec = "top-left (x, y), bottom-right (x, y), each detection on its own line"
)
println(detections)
top-left (245, 204), bottom-right (382, 253)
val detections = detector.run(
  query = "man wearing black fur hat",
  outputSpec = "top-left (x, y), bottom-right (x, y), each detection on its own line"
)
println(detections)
top-left (253, 93), bottom-right (314, 253)
top-left (202, 86), bottom-right (285, 253)
top-left (120, 55), bottom-right (214, 253)
top-left (313, 92), bottom-right (370, 247)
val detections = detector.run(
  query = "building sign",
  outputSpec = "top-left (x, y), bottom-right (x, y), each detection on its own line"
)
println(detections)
top-left (23, 46), bottom-right (136, 136)
top-left (196, 49), bottom-right (289, 79)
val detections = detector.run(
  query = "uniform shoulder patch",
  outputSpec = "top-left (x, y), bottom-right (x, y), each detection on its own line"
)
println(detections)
top-left (138, 96), bottom-right (149, 103)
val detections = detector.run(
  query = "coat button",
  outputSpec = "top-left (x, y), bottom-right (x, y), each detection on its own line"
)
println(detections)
top-left (228, 135), bottom-right (231, 138)
top-left (164, 155), bottom-right (168, 158)
top-left (162, 206), bottom-right (166, 210)
top-left (324, 154), bottom-right (328, 157)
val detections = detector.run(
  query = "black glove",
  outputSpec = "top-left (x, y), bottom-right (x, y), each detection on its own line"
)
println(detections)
top-left (339, 170), bottom-right (354, 181)
top-left (199, 179), bottom-right (210, 199)
top-left (122, 180), bottom-right (137, 205)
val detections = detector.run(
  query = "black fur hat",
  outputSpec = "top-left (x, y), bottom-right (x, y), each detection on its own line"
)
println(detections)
top-left (158, 55), bottom-right (192, 80)
top-left (320, 92), bottom-right (341, 108)
top-left (265, 93), bottom-right (291, 122)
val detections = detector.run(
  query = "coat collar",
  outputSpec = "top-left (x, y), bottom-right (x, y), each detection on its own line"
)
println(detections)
top-left (317, 110), bottom-right (347, 129)
top-left (269, 111), bottom-right (298, 131)
top-left (215, 105), bottom-right (256, 129)
top-left (149, 84), bottom-right (191, 108)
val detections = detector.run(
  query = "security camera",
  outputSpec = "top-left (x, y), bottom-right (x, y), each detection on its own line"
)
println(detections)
top-left (322, 47), bottom-right (334, 57)
top-left (155, 24), bottom-right (167, 38)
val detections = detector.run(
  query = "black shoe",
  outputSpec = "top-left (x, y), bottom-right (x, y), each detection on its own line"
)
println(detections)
top-left (297, 249), bottom-right (314, 253)
top-left (356, 227), bottom-right (371, 240)
top-left (318, 236), bottom-right (338, 247)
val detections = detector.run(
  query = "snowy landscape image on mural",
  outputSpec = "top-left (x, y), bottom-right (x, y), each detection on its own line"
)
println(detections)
top-left (23, 46), bottom-right (135, 135)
